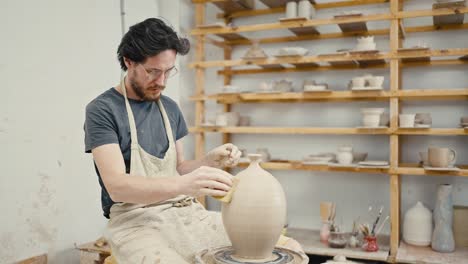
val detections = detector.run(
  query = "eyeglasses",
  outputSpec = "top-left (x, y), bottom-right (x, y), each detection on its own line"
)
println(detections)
top-left (139, 64), bottom-right (178, 80)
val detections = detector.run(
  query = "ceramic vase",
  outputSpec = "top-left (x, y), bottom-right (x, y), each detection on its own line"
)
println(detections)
top-left (431, 184), bottom-right (455, 253)
top-left (403, 201), bottom-right (432, 246)
top-left (222, 154), bottom-right (287, 260)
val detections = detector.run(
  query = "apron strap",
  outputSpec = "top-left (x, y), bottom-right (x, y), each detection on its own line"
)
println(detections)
top-left (121, 77), bottom-right (139, 147)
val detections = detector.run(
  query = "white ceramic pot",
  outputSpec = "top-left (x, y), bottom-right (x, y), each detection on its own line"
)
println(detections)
top-left (337, 146), bottom-right (353, 165)
top-left (355, 42), bottom-right (376, 51)
top-left (361, 108), bottom-right (384, 127)
top-left (399, 114), bottom-right (416, 128)
top-left (352, 77), bottom-right (366, 87)
top-left (216, 112), bottom-right (240, 126)
top-left (403, 201), bottom-right (433, 246)
top-left (368, 76), bottom-right (384, 87)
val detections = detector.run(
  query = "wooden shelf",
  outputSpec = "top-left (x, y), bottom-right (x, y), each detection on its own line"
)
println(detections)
top-left (189, 89), bottom-right (468, 103)
top-left (238, 160), bottom-right (390, 174)
top-left (189, 126), bottom-right (391, 135)
top-left (396, 128), bottom-right (468, 135)
top-left (211, 0), bottom-right (254, 14)
top-left (190, 49), bottom-right (468, 69)
top-left (396, 241), bottom-right (468, 264)
top-left (396, 164), bottom-right (468, 177)
top-left (287, 228), bottom-right (390, 262)
top-left (235, 161), bottom-right (468, 177)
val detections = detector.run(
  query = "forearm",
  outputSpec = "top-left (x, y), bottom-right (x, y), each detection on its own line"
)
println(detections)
top-left (107, 172), bottom-right (182, 204)
top-left (177, 158), bottom-right (212, 175)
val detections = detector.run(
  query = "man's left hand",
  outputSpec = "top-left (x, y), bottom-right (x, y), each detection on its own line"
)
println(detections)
top-left (204, 143), bottom-right (241, 168)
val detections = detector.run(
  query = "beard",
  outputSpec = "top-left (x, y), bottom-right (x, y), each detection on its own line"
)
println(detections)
top-left (129, 77), bottom-right (165, 102)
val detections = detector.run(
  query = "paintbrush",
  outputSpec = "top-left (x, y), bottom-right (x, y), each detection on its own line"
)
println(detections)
top-left (371, 206), bottom-right (384, 235)
top-left (375, 215), bottom-right (390, 236)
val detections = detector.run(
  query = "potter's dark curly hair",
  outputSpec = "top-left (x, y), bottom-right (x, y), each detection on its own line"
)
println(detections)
top-left (117, 18), bottom-right (190, 71)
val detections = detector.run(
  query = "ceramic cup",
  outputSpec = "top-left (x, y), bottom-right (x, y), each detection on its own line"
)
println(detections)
top-left (428, 147), bottom-right (457, 168)
top-left (352, 77), bottom-right (366, 87)
top-left (415, 113), bottom-right (432, 125)
top-left (399, 114), bottom-right (416, 128)
top-left (285, 1), bottom-right (297, 18)
top-left (368, 76), bottom-right (384, 87)
top-left (297, 0), bottom-right (311, 19)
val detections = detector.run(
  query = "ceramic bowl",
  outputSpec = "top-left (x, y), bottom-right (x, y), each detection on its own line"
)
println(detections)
top-left (353, 152), bottom-right (368, 162)
top-left (352, 77), bottom-right (366, 87)
top-left (216, 112), bottom-right (240, 126)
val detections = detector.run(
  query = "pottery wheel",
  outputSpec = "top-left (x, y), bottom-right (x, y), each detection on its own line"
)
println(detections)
top-left (194, 246), bottom-right (308, 264)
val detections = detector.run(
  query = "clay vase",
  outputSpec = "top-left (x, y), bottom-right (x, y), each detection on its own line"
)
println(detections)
top-left (403, 201), bottom-right (432, 246)
top-left (222, 154), bottom-right (287, 260)
top-left (431, 184), bottom-right (455, 253)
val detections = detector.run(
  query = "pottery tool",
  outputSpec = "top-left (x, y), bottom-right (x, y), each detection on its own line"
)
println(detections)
top-left (320, 202), bottom-right (333, 222)
top-left (375, 215), bottom-right (389, 236)
top-left (213, 177), bottom-right (240, 203)
top-left (371, 206), bottom-right (384, 235)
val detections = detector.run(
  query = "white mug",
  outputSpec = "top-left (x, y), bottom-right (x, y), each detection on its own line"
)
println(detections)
top-left (286, 1), bottom-right (297, 18)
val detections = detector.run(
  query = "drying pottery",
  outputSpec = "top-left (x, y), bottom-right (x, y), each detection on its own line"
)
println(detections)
top-left (428, 147), bottom-right (457, 168)
top-left (351, 77), bottom-right (366, 87)
top-left (352, 152), bottom-right (368, 163)
top-left (432, 184), bottom-right (455, 253)
top-left (222, 154), bottom-right (287, 260)
top-left (368, 76), bottom-right (384, 87)
top-left (399, 114), bottom-right (416, 128)
top-left (273, 79), bottom-right (294, 92)
top-left (361, 108), bottom-right (384, 127)
top-left (337, 146), bottom-right (353, 165)
top-left (355, 36), bottom-right (376, 51)
top-left (216, 112), bottom-right (240, 126)
top-left (379, 113), bottom-right (390, 127)
top-left (243, 40), bottom-right (268, 59)
top-left (285, 1), bottom-right (297, 18)
top-left (298, 0), bottom-right (315, 19)
top-left (403, 201), bottom-right (432, 246)
top-left (277, 47), bottom-right (308, 57)
top-left (415, 113), bottom-right (432, 125)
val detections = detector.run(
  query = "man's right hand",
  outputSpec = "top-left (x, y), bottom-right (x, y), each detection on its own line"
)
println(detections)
top-left (178, 166), bottom-right (234, 197)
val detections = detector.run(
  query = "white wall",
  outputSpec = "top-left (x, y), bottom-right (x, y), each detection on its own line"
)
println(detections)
top-left (179, 0), bottom-right (468, 235)
top-left (0, 0), bottom-right (161, 263)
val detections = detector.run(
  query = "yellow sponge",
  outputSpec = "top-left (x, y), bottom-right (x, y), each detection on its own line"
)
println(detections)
top-left (213, 177), bottom-right (240, 203)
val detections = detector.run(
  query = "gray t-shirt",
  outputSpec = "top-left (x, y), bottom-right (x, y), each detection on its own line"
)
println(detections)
top-left (84, 88), bottom-right (188, 218)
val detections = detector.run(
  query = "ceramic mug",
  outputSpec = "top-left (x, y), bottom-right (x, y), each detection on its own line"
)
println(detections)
top-left (285, 1), bottom-right (297, 18)
top-left (428, 147), bottom-right (457, 168)
top-left (297, 0), bottom-right (311, 19)
top-left (399, 114), bottom-right (416, 128)
top-left (361, 108), bottom-right (384, 127)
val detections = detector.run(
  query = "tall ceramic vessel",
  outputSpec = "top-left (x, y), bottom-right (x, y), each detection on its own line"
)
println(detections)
top-left (431, 184), bottom-right (455, 253)
top-left (222, 154), bottom-right (287, 260)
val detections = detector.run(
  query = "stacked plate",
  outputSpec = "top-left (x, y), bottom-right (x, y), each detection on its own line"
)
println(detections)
top-left (358, 161), bottom-right (389, 168)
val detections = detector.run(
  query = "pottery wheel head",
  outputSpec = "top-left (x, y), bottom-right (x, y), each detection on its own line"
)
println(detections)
top-left (212, 247), bottom-right (294, 264)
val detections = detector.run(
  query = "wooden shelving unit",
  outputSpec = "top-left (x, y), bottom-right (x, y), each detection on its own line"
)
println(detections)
top-left (190, 0), bottom-right (468, 263)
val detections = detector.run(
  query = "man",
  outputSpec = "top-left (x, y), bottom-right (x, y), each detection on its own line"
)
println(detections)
top-left (85, 18), bottom-right (303, 263)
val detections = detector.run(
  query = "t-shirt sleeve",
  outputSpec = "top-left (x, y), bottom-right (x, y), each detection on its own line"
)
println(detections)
top-left (84, 100), bottom-right (119, 153)
top-left (175, 104), bottom-right (188, 141)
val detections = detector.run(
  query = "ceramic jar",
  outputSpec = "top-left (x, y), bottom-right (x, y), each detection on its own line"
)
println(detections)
top-left (432, 184), bottom-right (455, 253)
top-left (362, 236), bottom-right (379, 252)
top-left (337, 146), bottom-right (353, 165)
top-left (403, 201), bottom-right (432, 246)
top-left (222, 154), bottom-right (287, 260)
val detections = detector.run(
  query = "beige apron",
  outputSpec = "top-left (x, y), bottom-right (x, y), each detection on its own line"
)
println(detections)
top-left (106, 78), bottom-right (230, 263)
